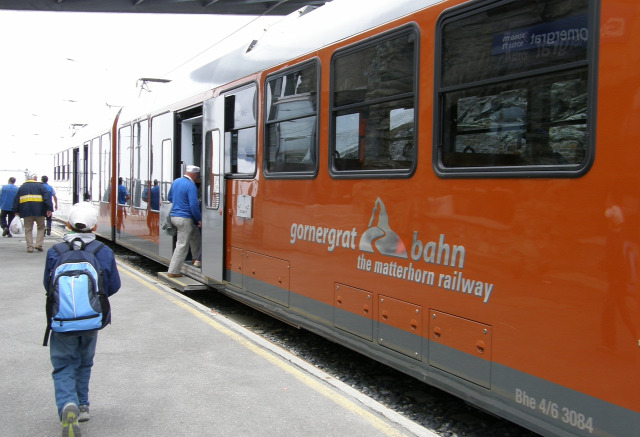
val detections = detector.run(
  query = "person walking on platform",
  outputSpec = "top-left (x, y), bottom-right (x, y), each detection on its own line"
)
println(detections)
top-left (43, 202), bottom-right (121, 436)
top-left (41, 175), bottom-right (58, 236)
top-left (0, 176), bottom-right (18, 237)
top-left (13, 173), bottom-right (53, 252)
top-left (167, 165), bottom-right (201, 277)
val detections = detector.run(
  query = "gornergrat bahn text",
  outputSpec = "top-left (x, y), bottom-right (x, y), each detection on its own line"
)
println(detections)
top-left (50, 0), bottom-right (639, 435)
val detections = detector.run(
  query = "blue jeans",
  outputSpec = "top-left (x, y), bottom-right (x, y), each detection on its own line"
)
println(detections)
top-left (50, 331), bottom-right (98, 418)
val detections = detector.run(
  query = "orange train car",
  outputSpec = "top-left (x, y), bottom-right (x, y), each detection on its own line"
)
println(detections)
top-left (52, 0), bottom-right (639, 435)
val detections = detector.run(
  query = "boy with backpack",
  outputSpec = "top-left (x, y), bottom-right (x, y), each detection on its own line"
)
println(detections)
top-left (42, 202), bottom-right (121, 437)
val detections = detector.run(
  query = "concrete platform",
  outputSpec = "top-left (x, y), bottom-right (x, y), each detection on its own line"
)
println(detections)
top-left (0, 229), bottom-right (435, 437)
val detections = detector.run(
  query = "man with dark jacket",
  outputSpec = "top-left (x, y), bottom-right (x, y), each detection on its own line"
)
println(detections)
top-left (13, 173), bottom-right (53, 253)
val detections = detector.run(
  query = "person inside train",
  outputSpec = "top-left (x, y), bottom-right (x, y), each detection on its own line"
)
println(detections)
top-left (116, 177), bottom-right (130, 235)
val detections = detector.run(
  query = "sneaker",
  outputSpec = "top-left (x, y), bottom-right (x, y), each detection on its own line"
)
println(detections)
top-left (36, 247), bottom-right (44, 252)
top-left (27, 248), bottom-right (33, 253)
top-left (6, 233), bottom-right (11, 238)
top-left (2, 228), bottom-right (7, 237)
top-left (193, 260), bottom-right (201, 267)
top-left (78, 405), bottom-right (90, 422)
top-left (61, 403), bottom-right (81, 436)
top-left (46, 229), bottom-right (51, 236)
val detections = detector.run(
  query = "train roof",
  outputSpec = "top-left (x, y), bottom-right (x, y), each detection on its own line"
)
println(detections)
top-left (115, 0), bottom-right (441, 125)
top-left (0, 0), bottom-right (330, 16)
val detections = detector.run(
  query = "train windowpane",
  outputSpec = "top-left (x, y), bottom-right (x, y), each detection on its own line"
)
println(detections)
top-left (331, 28), bottom-right (417, 176)
top-left (265, 62), bottom-right (318, 176)
top-left (205, 130), bottom-right (220, 210)
top-left (151, 112), bottom-right (172, 208)
top-left (133, 120), bottom-right (149, 209)
top-left (334, 99), bottom-right (414, 171)
top-left (100, 133), bottom-right (110, 203)
top-left (224, 85), bottom-right (256, 176)
top-left (118, 125), bottom-right (132, 205)
top-left (437, 0), bottom-right (592, 176)
top-left (333, 32), bottom-right (415, 107)
top-left (161, 138), bottom-right (172, 200)
top-left (228, 86), bottom-right (255, 129)
top-left (82, 142), bottom-right (89, 201)
top-left (90, 137), bottom-right (100, 201)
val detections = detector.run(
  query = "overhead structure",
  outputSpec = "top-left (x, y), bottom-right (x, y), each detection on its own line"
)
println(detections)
top-left (0, 0), bottom-right (330, 16)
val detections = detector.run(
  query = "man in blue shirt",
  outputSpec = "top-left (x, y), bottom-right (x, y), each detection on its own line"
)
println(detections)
top-left (167, 165), bottom-right (201, 277)
top-left (0, 177), bottom-right (18, 237)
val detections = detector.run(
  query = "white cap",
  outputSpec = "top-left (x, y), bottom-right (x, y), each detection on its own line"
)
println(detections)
top-left (186, 165), bottom-right (200, 173)
top-left (68, 202), bottom-right (98, 231)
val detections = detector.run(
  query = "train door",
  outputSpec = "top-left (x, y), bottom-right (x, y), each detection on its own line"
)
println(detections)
top-left (176, 107), bottom-right (203, 263)
top-left (153, 112), bottom-right (175, 260)
top-left (201, 84), bottom-right (257, 283)
top-left (202, 97), bottom-right (225, 281)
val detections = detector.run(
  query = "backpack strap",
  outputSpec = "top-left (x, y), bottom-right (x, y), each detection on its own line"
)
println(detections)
top-left (85, 239), bottom-right (105, 256)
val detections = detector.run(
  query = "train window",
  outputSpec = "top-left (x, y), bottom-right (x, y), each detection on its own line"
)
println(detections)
top-left (90, 137), bottom-right (100, 201)
top-left (204, 130), bottom-right (221, 209)
top-left (224, 85), bottom-right (257, 177)
top-left (435, 0), bottom-right (593, 177)
top-left (264, 61), bottom-right (318, 177)
top-left (161, 139), bottom-right (172, 201)
top-left (132, 120), bottom-right (149, 210)
top-left (118, 125), bottom-right (132, 205)
top-left (151, 112), bottom-right (172, 208)
top-left (330, 27), bottom-right (417, 177)
top-left (100, 133), bottom-right (111, 203)
top-left (83, 142), bottom-right (90, 201)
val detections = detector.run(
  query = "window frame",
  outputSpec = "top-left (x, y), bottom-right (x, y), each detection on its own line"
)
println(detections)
top-left (329, 25), bottom-right (419, 179)
top-left (263, 58), bottom-right (320, 179)
top-left (223, 82), bottom-right (258, 180)
top-left (433, 0), bottom-right (599, 178)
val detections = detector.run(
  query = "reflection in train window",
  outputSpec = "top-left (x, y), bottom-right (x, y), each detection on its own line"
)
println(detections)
top-left (224, 85), bottom-right (256, 177)
top-left (436, 0), bottom-right (592, 176)
top-left (265, 61), bottom-right (318, 176)
top-left (330, 27), bottom-right (417, 177)
top-left (133, 119), bottom-right (149, 209)
top-left (118, 125), bottom-right (132, 205)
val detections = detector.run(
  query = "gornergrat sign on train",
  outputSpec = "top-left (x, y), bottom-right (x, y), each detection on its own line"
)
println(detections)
top-left (289, 197), bottom-right (495, 304)
top-left (491, 13), bottom-right (588, 55)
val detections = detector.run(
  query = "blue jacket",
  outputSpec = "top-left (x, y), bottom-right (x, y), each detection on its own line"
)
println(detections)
top-left (43, 233), bottom-right (121, 298)
top-left (0, 183), bottom-right (18, 211)
top-left (168, 176), bottom-right (201, 222)
top-left (13, 181), bottom-right (53, 217)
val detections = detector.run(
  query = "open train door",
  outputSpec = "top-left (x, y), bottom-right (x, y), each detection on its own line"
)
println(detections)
top-left (201, 96), bottom-right (225, 282)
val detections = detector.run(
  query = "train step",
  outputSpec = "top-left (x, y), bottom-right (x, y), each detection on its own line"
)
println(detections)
top-left (157, 272), bottom-right (209, 292)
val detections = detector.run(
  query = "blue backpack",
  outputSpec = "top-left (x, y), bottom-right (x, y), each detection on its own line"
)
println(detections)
top-left (43, 239), bottom-right (111, 346)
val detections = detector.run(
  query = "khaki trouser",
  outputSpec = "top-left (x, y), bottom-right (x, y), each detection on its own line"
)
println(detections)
top-left (23, 216), bottom-right (46, 251)
top-left (168, 216), bottom-right (201, 274)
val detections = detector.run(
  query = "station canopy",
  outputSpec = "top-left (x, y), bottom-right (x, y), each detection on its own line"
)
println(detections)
top-left (0, 0), bottom-right (330, 16)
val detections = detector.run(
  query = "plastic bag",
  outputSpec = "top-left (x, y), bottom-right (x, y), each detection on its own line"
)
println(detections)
top-left (9, 217), bottom-right (24, 235)
top-left (161, 215), bottom-right (176, 236)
